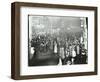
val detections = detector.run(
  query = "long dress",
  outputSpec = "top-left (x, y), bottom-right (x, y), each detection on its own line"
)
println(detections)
top-left (60, 47), bottom-right (65, 59)
top-left (72, 49), bottom-right (76, 57)
top-left (76, 45), bottom-right (80, 55)
top-left (54, 42), bottom-right (57, 53)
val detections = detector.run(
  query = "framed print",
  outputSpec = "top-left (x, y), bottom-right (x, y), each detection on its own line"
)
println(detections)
top-left (11, 2), bottom-right (98, 80)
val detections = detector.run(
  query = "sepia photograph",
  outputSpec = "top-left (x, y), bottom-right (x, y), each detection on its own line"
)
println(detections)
top-left (28, 15), bottom-right (88, 66)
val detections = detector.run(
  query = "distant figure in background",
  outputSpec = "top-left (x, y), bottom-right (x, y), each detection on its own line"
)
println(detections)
top-left (76, 43), bottom-right (80, 55)
top-left (54, 41), bottom-right (58, 53)
top-left (59, 40), bottom-right (66, 65)
top-left (60, 47), bottom-right (65, 65)
top-left (72, 47), bottom-right (76, 64)
top-left (81, 49), bottom-right (87, 64)
top-left (69, 44), bottom-right (72, 56)
top-left (30, 47), bottom-right (35, 60)
top-left (65, 49), bottom-right (72, 65)
top-left (74, 41), bottom-right (82, 64)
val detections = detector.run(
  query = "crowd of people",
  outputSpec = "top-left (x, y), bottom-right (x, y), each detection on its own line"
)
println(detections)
top-left (53, 36), bottom-right (87, 65)
top-left (30, 34), bottom-right (87, 66)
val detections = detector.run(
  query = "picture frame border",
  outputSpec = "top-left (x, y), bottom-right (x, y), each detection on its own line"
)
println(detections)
top-left (11, 2), bottom-right (98, 80)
